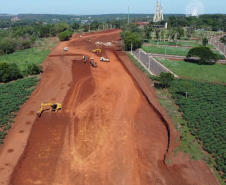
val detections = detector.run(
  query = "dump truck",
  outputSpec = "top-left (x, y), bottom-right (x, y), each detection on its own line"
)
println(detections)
top-left (100, 57), bottom-right (110, 62)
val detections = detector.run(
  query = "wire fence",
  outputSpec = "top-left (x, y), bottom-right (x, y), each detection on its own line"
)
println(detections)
top-left (209, 35), bottom-right (226, 56)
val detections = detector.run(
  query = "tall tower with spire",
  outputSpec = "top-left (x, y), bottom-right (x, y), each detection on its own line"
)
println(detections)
top-left (153, 0), bottom-right (160, 22)
top-left (160, 5), bottom-right (164, 21)
top-left (153, 0), bottom-right (164, 22)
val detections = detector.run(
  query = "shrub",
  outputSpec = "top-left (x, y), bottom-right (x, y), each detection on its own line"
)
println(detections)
top-left (58, 30), bottom-right (73, 41)
top-left (26, 63), bottom-right (43, 75)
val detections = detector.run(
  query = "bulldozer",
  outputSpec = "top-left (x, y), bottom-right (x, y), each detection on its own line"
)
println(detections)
top-left (92, 49), bottom-right (101, 53)
top-left (37, 103), bottom-right (62, 117)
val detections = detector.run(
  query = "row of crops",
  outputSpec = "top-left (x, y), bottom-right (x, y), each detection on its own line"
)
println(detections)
top-left (169, 79), bottom-right (226, 180)
top-left (0, 76), bottom-right (40, 145)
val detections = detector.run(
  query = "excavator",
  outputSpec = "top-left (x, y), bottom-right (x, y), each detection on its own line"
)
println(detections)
top-left (92, 49), bottom-right (101, 53)
top-left (37, 103), bottom-right (62, 117)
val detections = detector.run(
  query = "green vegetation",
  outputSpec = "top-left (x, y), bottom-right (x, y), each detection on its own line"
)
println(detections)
top-left (0, 47), bottom-right (50, 72)
top-left (187, 46), bottom-right (218, 64)
top-left (0, 76), bottom-right (40, 145)
top-left (169, 79), bottom-right (226, 181)
top-left (127, 52), bottom-right (226, 184)
top-left (154, 81), bottom-right (225, 184)
top-left (120, 28), bottom-right (144, 51)
top-left (154, 84), bottom-right (206, 161)
top-left (148, 40), bottom-right (215, 49)
top-left (220, 36), bottom-right (226, 45)
top-left (142, 45), bottom-right (190, 56)
top-left (58, 30), bottom-right (73, 41)
top-left (159, 72), bottom-right (174, 88)
top-left (157, 58), bottom-right (226, 83)
top-left (0, 62), bottom-right (23, 82)
top-left (203, 38), bottom-right (208, 46)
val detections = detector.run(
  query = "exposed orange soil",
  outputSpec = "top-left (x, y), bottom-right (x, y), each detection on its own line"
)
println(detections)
top-left (0, 29), bottom-right (220, 185)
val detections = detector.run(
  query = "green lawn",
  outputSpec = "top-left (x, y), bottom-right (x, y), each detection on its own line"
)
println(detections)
top-left (0, 37), bottom-right (58, 72)
top-left (0, 47), bottom-right (51, 72)
top-left (142, 45), bottom-right (190, 56)
top-left (148, 40), bottom-right (215, 49)
top-left (157, 58), bottom-right (226, 83)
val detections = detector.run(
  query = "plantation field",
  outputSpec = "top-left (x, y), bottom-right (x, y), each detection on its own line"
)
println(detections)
top-left (169, 79), bottom-right (226, 181)
top-left (0, 48), bottom-right (50, 72)
top-left (157, 58), bottom-right (226, 83)
top-left (0, 76), bottom-right (40, 145)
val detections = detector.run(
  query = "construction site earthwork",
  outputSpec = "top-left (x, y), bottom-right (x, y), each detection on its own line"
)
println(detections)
top-left (0, 29), bottom-right (221, 185)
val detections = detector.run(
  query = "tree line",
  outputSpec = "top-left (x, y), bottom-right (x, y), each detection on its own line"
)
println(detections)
top-left (0, 62), bottom-right (42, 83)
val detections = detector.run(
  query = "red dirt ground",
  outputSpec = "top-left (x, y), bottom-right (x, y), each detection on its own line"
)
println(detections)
top-left (0, 29), bottom-right (220, 185)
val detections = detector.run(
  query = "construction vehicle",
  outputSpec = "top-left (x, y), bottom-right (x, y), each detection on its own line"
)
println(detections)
top-left (92, 49), bottom-right (101, 53)
top-left (83, 55), bottom-right (87, 63)
top-left (90, 57), bottom-right (97, 68)
top-left (37, 103), bottom-right (62, 117)
top-left (100, 57), bottom-right (110, 62)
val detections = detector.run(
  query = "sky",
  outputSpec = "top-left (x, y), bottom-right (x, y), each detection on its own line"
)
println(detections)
top-left (0, 0), bottom-right (225, 15)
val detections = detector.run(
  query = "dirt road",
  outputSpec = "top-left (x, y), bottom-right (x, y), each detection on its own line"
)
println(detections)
top-left (0, 30), bottom-right (220, 185)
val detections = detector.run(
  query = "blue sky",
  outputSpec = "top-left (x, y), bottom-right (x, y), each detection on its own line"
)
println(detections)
top-left (0, 0), bottom-right (225, 14)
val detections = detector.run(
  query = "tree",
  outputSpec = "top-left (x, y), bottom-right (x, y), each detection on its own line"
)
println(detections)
top-left (71, 23), bottom-right (80, 30)
top-left (39, 26), bottom-right (50, 38)
top-left (182, 81), bottom-right (193, 98)
top-left (0, 62), bottom-right (10, 82)
top-left (0, 38), bottom-right (17, 54)
top-left (159, 72), bottom-right (174, 88)
top-left (90, 21), bottom-right (99, 30)
top-left (186, 46), bottom-right (218, 64)
top-left (27, 64), bottom-right (43, 75)
top-left (9, 63), bottom-right (23, 80)
top-left (202, 38), bottom-right (208, 46)
top-left (177, 27), bottom-right (185, 39)
top-left (0, 62), bottom-right (22, 82)
top-left (120, 31), bottom-right (143, 51)
top-left (58, 30), bottom-right (73, 41)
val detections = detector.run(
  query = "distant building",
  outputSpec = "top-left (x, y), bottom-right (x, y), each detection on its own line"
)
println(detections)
top-left (153, 0), bottom-right (164, 22)
top-left (11, 17), bottom-right (21, 22)
top-left (133, 22), bottom-right (149, 28)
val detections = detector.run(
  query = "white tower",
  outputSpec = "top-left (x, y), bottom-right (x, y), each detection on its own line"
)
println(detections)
top-left (153, 0), bottom-right (160, 22)
top-left (160, 5), bottom-right (164, 21)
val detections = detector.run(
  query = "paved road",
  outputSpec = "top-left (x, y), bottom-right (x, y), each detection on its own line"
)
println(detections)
top-left (132, 49), bottom-right (168, 75)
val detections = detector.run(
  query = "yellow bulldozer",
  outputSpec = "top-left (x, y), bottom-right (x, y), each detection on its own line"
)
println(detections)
top-left (37, 102), bottom-right (62, 117)
top-left (92, 49), bottom-right (101, 53)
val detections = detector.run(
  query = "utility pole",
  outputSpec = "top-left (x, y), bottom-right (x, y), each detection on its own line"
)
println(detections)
top-left (131, 42), bottom-right (133, 52)
top-left (128, 6), bottom-right (130, 25)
